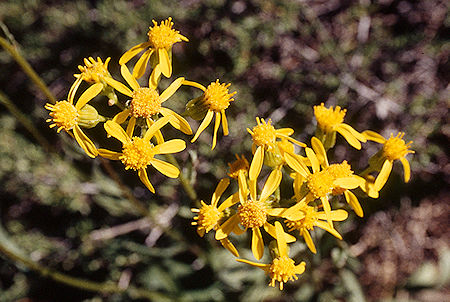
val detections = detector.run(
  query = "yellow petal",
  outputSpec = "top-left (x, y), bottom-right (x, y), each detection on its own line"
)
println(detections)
top-left (126, 116), bottom-right (136, 137)
top-left (220, 238), bottom-right (239, 257)
top-left (284, 152), bottom-right (309, 178)
top-left (400, 157), bottom-right (411, 183)
top-left (68, 76), bottom-right (82, 104)
top-left (119, 42), bottom-right (151, 65)
top-left (252, 227), bottom-right (264, 260)
top-left (316, 209), bottom-right (348, 221)
top-left (217, 192), bottom-right (239, 212)
top-left (362, 130), bottom-right (386, 144)
top-left (238, 171), bottom-right (248, 202)
top-left (215, 214), bottom-right (239, 240)
top-left (211, 112), bottom-right (221, 150)
top-left (333, 176), bottom-right (363, 189)
top-left (320, 196), bottom-right (332, 225)
top-left (315, 220), bottom-right (342, 239)
top-left (302, 229), bottom-right (316, 254)
top-left (132, 49), bottom-right (152, 79)
top-left (159, 107), bottom-right (192, 135)
top-left (73, 125), bottom-right (98, 158)
top-left (121, 64), bottom-right (140, 91)
top-left (211, 178), bottom-right (230, 207)
top-left (144, 115), bottom-right (172, 141)
top-left (98, 148), bottom-right (121, 160)
top-left (75, 83), bottom-right (103, 110)
top-left (138, 168), bottom-right (155, 193)
top-left (260, 169), bottom-right (282, 203)
top-left (295, 262), bottom-right (306, 275)
top-left (182, 80), bottom-right (206, 91)
top-left (339, 123), bottom-right (366, 142)
top-left (249, 146), bottom-right (264, 181)
top-left (158, 48), bottom-right (172, 78)
top-left (336, 126), bottom-right (361, 150)
top-left (236, 259), bottom-right (270, 270)
top-left (374, 160), bottom-right (393, 191)
top-left (104, 121), bottom-right (130, 144)
top-left (276, 128), bottom-right (294, 136)
top-left (113, 109), bottom-right (131, 124)
top-left (146, 118), bottom-right (165, 144)
top-left (191, 110), bottom-right (214, 143)
top-left (160, 77), bottom-right (184, 102)
top-left (221, 110), bottom-right (229, 136)
top-left (152, 139), bottom-right (186, 155)
top-left (150, 158), bottom-right (180, 178)
top-left (104, 77), bottom-right (132, 97)
top-left (274, 221), bottom-right (288, 257)
top-left (149, 65), bottom-right (161, 89)
top-left (263, 222), bottom-right (296, 243)
top-left (305, 147), bottom-right (320, 173)
top-left (344, 190), bottom-right (363, 217)
top-left (311, 136), bottom-right (328, 167)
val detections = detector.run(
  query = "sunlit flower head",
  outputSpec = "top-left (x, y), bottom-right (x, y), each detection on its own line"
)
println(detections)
top-left (185, 79), bottom-right (236, 150)
top-left (119, 18), bottom-right (188, 78)
top-left (313, 103), bottom-right (366, 149)
top-left (227, 154), bottom-right (249, 179)
top-left (97, 117), bottom-right (185, 193)
top-left (237, 221), bottom-right (306, 290)
top-left (46, 83), bottom-right (103, 158)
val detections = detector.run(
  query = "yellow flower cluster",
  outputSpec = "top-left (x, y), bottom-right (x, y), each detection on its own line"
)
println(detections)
top-left (46, 18), bottom-right (236, 192)
top-left (192, 105), bottom-right (413, 290)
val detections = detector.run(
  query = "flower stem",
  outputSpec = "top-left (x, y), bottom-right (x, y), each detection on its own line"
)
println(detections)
top-left (164, 154), bottom-right (198, 202)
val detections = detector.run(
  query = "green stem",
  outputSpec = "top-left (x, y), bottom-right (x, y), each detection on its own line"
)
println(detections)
top-left (0, 36), bottom-right (57, 104)
top-left (164, 154), bottom-right (198, 203)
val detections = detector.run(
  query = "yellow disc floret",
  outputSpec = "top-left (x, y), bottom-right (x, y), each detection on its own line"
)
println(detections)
top-left (192, 201), bottom-right (222, 234)
top-left (314, 103), bottom-right (346, 132)
top-left (228, 154), bottom-right (249, 179)
top-left (120, 137), bottom-right (154, 170)
top-left (203, 80), bottom-right (236, 112)
top-left (238, 199), bottom-right (267, 229)
top-left (285, 205), bottom-right (317, 231)
top-left (45, 101), bottom-right (79, 132)
top-left (250, 118), bottom-right (277, 149)
top-left (269, 256), bottom-right (298, 290)
top-left (382, 132), bottom-right (414, 161)
top-left (307, 170), bottom-right (334, 198)
top-left (78, 57), bottom-right (110, 83)
top-left (147, 18), bottom-right (184, 49)
top-left (130, 88), bottom-right (162, 118)
top-left (327, 161), bottom-right (353, 194)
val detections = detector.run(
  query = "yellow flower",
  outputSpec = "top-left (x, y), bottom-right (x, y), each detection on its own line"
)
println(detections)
top-left (45, 83), bottom-right (103, 158)
top-left (184, 79), bottom-right (236, 150)
top-left (227, 154), bottom-right (249, 179)
top-left (363, 130), bottom-right (414, 192)
top-left (237, 221), bottom-right (306, 290)
top-left (68, 57), bottom-right (112, 102)
top-left (284, 200), bottom-right (348, 253)
top-left (104, 65), bottom-right (192, 140)
top-left (191, 178), bottom-right (240, 257)
top-left (247, 117), bottom-right (305, 180)
top-left (215, 151), bottom-right (295, 260)
top-left (284, 137), bottom-right (364, 223)
top-left (119, 18), bottom-right (188, 78)
top-left (97, 117), bottom-right (185, 193)
top-left (313, 103), bottom-right (366, 150)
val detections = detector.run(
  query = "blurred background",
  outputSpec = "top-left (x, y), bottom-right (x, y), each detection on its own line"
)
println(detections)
top-left (0, 0), bottom-right (448, 301)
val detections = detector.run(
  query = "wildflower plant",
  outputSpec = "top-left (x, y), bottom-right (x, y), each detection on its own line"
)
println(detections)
top-left (40, 16), bottom-right (414, 293)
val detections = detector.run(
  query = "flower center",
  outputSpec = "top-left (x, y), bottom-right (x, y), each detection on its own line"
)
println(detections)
top-left (228, 154), bottom-right (249, 179)
top-left (269, 256), bottom-right (298, 289)
top-left (285, 205), bottom-right (317, 231)
top-left (307, 170), bottom-right (334, 198)
top-left (251, 118), bottom-right (277, 149)
top-left (78, 57), bottom-right (110, 83)
top-left (194, 202), bottom-right (222, 233)
top-left (383, 132), bottom-right (413, 161)
top-left (314, 103), bottom-right (346, 133)
top-left (326, 161), bottom-right (354, 195)
top-left (45, 101), bottom-right (79, 132)
top-left (203, 80), bottom-right (235, 112)
top-left (130, 88), bottom-right (162, 118)
top-left (238, 199), bottom-right (267, 229)
top-left (120, 137), bottom-right (154, 170)
top-left (147, 18), bottom-right (183, 49)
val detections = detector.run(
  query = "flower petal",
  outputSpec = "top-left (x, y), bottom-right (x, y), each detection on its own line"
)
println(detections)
top-left (150, 158), bottom-right (180, 178)
top-left (274, 221), bottom-right (288, 257)
top-left (217, 192), bottom-right (239, 212)
top-left (113, 109), bottom-right (131, 124)
top-left (68, 76), bottom-right (82, 104)
top-left (98, 148), bottom-right (121, 160)
top-left (339, 123), bottom-right (366, 142)
top-left (362, 130), bottom-right (386, 144)
top-left (152, 139), bottom-right (186, 155)
top-left (263, 222), bottom-right (296, 243)
top-left (249, 146), bottom-right (264, 181)
top-left (182, 80), bottom-right (206, 91)
top-left (276, 128), bottom-right (294, 136)
top-left (104, 77), bottom-right (132, 97)
top-left (336, 126), bottom-right (361, 150)
top-left (302, 229), bottom-right (316, 254)
top-left (126, 116), bottom-right (136, 137)
top-left (146, 118), bottom-right (165, 144)
top-left (344, 190), bottom-right (363, 217)
top-left (121, 64), bottom-right (140, 91)
top-left (144, 115), bottom-right (172, 141)
top-left (320, 196), bottom-right (332, 225)
top-left (400, 157), bottom-right (411, 183)
top-left (374, 160), bottom-right (393, 191)
top-left (211, 112), bottom-right (221, 150)
top-left (260, 169), bottom-right (282, 203)
top-left (191, 110), bottom-right (214, 143)
top-left (149, 65), bottom-right (162, 89)
top-left (211, 178), bottom-right (230, 207)
top-left (75, 83), bottom-right (103, 110)
top-left (284, 152), bottom-right (309, 178)
top-left (138, 168), bottom-right (155, 193)
top-left (160, 77), bottom-right (184, 102)
top-left (119, 42), bottom-right (151, 65)
top-left (132, 49), bottom-right (152, 79)
top-left (215, 214), bottom-right (239, 240)
top-left (316, 209), bottom-right (348, 221)
top-left (73, 125), bottom-right (98, 158)
top-left (252, 227), bottom-right (264, 260)
top-left (104, 121), bottom-right (131, 144)
top-left (334, 176), bottom-right (364, 189)
top-left (315, 220), bottom-right (342, 239)
top-left (220, 238), bottom-right (239, 257)
top-left (311, 136), bottom-right (328, 167)
top-left (159, 107), bottom-right (193, 135)
top-left (236, 259), bottom-right (270, 270)
top-left (158, 48), bottom-right (172, 78)
top-left (221, 110), bottom-right (229, 136)
top-left (295, 262), bottom-right (306, 275)
top-left (305, 147), bottom-right (320, 173)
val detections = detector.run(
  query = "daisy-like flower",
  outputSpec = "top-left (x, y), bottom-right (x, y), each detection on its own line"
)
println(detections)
top-left (104, 65), bottom-right (192, 138)
top-left (363, 130), bottom-right (414, 192)
top-left (247, 117), bottom-right (305, 181)
top-left (284, 200), bottom-right (348, 253)
top-left (119, 17), bottom-right (188, 78)
top-left (313, 103), bottom-right (366, 150)
top-left (68, 57), bottom-right (112, 102)
top-left (191, 178), bottom-right (240, 257)
top-left (97, 117), bottom-right (185, 193)
top-left (45, 83), bottom-right (103, 158)
top-left (184, 79), bottom-right (236, 150)
top-left (283, 137), bottom-right (363, 223)
top-left (215, 151), bottom-right (295, 260)
top-left (237, 221), bottom-right (306, 290)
